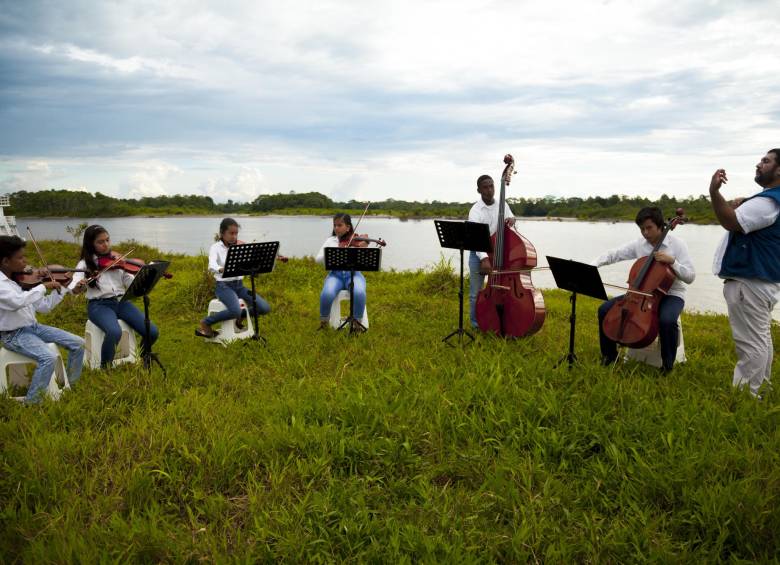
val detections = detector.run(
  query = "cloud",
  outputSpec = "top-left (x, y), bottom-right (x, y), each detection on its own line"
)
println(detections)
top-left (120, 161), bottom-right (183, 198)
top-left (196, 167), bottom-right (266, 203)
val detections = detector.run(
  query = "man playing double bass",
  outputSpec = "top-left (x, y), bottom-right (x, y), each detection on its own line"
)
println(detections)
top-left (710, 149), bottom-right (780, 399)
top-left (595, 207), bottom-right (696, 372)
top-left (467, 174), bottom-right (515, 329)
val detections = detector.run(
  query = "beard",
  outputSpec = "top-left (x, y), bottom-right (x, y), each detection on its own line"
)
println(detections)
top-left (755, 166), bottom-right (779, 187)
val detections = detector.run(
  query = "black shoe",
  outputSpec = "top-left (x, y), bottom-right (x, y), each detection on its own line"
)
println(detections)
top-left (235, 309), bottom-right (248, 330)
top-left (660, 366), bottom-right (673, 375)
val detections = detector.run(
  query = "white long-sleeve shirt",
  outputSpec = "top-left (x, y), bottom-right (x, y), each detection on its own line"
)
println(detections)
top-left (711, 193), bottom-right (780, 306)
top-left (0, 271), bottom-right (68, 331)
top-left (68, 258), bottom-right (135, 299)
top-left (467, 199), bottom-right (514, 260)
top-left (207, 240), bottom-right (242, 282)
top-left (594, 233), bottom-right (695, 300)
top-left (315, 236), bottom-right (340, 267)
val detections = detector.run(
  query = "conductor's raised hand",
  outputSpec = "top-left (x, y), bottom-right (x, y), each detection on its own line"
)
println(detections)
top-left (710, 169), bottom-right (728, 192)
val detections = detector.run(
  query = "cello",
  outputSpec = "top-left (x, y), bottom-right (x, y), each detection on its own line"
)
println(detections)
top-left (601, 208), bottom-right (687, 348)
top-left (475, 154), bottom-right (545, 337)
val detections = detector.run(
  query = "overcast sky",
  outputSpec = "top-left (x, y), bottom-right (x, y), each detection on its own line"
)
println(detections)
top-left (1, 0), bottom-right (779, 204)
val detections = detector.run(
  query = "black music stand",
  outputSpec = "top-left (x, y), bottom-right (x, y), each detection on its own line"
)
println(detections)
top-left (323, 246), bottom-right (382, 334)
top-left (434, 220), bottom-right (492, 346)
top-left (547, 256), bottom-right (608, 370)
top-left (223, 241), bottom-right (280, 345)
top-left (121, 260), bottom-right (171, 374)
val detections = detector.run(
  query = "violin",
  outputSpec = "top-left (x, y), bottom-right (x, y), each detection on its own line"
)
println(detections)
top-left (96, 252), bottom-right (173, 279)
top-left (338, 234), bottom-right (387, 248)
top-left (475, 154), bottom-right (546, 337)
top-left (12, 265), bottom-right (89, 290)
top-left (601, 208), bottom-right (687, 348)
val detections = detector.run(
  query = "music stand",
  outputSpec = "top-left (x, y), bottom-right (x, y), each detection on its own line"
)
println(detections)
top-left (434, 220), bottom-right (492, 346)
top-left (323, 246), bottom-right (382, 334)
top-left (223, 242), bottom-right (280, 345)
top-left (546, 256), bottom-right (608, 370)
top-left (121, 260), bottom-right (171, 374)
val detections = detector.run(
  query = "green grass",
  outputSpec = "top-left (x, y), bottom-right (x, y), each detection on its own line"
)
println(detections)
top-left (1, 241), bottom-right (778, 562)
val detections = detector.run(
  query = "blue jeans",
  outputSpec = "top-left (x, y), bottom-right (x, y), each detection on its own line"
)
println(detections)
top-left (319, 271), bottom-right (366, 321)
top-left (203, 280), bottom-right (271, 326)
top-left (598, 294), bottom-right (684, 370)
top-left (469, 251), bottom-right (486, 329)
top-left (1, 323), bottom-right (85, 404)
top-left (88, 298), bottom-right (159, 368)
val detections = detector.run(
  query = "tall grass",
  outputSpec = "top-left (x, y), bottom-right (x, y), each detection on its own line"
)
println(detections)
top-left (0, 240), bottom-right (778, 562)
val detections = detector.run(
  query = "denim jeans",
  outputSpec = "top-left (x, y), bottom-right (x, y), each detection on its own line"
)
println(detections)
top-left (203, 280), bottom-right (271, 326)
top-left (468, 251), bottom-right (486, 329)
top-left (0, 323), bottom-right (85, 404)
top-left (319, 271), bottom-right (366, 321)
top-left (88, 298), bottom-right (159, 368)
top-left (598, 294), bottom-right (684, 370)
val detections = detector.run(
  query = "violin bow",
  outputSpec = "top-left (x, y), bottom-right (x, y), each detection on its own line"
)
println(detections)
top-left (25, 226), bottom-right (60, 293)
top-left (347, 201), bottom-right (371, 247)
top-left (84, 248), bottom-right (136, 285)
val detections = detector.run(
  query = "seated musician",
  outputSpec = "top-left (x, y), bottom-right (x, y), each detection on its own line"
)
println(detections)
top-left (315, 213), bottom-right (368, 331)
top-left (467, 174), bottom-right (515, 329)
top-left (0, 236), bottom-right (86, 403)
top-left (196, 218), bottom-right (271, 339)
top-left (595, 207), bottom-right (695, 372)
top-left (68, 225), bottom-right (159, 368)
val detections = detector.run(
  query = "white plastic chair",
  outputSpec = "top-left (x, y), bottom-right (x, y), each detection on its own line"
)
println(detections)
top-left (206, 298), bottom-right (254, 344)
top-left (329, 290), bottom-right (369, 329)
top-left (624, 318), bottom-right (686, 368)
top-left (0, 343), bottom-right (69, 402)
top-left (84, 320), bottom-right (138, 369)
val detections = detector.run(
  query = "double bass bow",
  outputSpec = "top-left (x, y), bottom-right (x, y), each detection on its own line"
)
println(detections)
top-left (601, 208), bottom-right (687, 348)
top-left (475, 154), bottom-right (545, 337)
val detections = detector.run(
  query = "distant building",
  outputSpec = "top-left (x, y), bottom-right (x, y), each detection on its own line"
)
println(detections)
top-left (0, 196), bottom-right (20, 237)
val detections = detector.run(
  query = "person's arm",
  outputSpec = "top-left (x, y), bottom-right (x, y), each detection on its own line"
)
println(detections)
top-left (34, 282), bottom-right (68, 314)
top-left (709, 169), bottom-right (743, 232)
top-left (208, 243), bottom-right (223, 274)
top-left (315, 236), bottom-right (338, 265)
top-left (666, 239), bottom-right (695, 284)
top-left (594, 240), bottom-right (638, 267)
top-left (0, 280), bottom-right (49, 310)
top-left (468, 206), bottom-right (491, 261)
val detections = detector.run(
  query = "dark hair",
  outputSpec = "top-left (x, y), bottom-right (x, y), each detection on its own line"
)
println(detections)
top-left (80, 225), bottom-right (109, 287)
top-left (219, 217), bottom-right (239, 236)
top-left (477, 174), bottom-right (492, 188)
top-left (635, 207), bottom-right (665, 229)
top-left (768, 149), bottom-right (780, 165)
top-left (0, 235), bottom-right (26, 262)
top-left (331, 213), bottom-right (354, 238)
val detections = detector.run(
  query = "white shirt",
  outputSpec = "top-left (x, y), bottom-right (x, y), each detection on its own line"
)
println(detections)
top-left (315, 236), bottom-right (340, 267)
top-left (208, 240), bottom-right (242, 282)
top-left (712, 191), bottom-right (780, 305)
top-left (468, 199), bottom-right (515, 260)
top-left (0, 271), bottom-right (68, 331)
top-left (68, 258), bottom-right (135, 299)
top-left (595, 233), bottom-right (695, 300)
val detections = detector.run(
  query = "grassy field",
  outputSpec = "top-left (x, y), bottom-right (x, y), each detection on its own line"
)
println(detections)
top-left (1, 241), bottom-right (778, 562)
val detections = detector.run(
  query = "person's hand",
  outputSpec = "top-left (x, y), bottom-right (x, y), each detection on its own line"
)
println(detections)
top-left (710, 169), bottom-right (728, 192)
top-left (218, 267), bottom-right (224, 273)
top-left (730, 197), bottom-right (746, 209)
top-left (43, 280), bottom-right (62, 291)
top-left (653, 251), bottom-right (675, 264)
top-left (71, 279), bottom-right (88, 295)
top-left (505, 217), bottom-right (516, 227)
top-left (479, 257), bottom-right (491, 274)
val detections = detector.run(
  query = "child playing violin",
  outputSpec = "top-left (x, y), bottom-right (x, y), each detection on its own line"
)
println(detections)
top-left (68, 225), bottom-right (159, 368)
top-left (315, 213), bottom-right (368, 331)
top-left (0, 236), bottom-right (86, 403)
top-left (196, 218), bottom-right (271, 339)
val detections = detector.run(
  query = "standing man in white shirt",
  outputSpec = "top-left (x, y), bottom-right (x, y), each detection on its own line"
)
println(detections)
top-left (467, 174), bottom-right (515, 329)
top-left (710, 149), bottom-right (780, 398)
top-left (0, 236), bottom-right (86, 403)
top-left (595, 207), bottom-right (696, 372)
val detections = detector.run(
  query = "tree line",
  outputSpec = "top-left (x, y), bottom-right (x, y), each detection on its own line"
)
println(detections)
top-left (3, 189), bottom-right (719, 223)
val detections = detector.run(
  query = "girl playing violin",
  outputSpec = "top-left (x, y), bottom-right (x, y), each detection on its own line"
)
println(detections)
top-left (68, 225), bottom-right (159, 368)
top-left (315, 213), bottom-right (368, 331)
top-left (0, 236), bottom-right (86, 403)
top-left (196, 218), bottom-right (271, 339)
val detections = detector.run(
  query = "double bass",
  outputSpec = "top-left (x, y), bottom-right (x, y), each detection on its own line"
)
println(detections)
top-left (475, 154), bottom-right (545, 337)
top-left (602, 209), bottom-right (687, 348)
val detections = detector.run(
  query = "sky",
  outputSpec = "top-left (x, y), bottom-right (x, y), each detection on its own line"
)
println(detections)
top-left (1, 0), bottom-right (779, 204)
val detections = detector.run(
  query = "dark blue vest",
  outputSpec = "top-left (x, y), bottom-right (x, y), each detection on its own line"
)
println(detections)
top-left (719, 185), bottom-right (780, 281)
